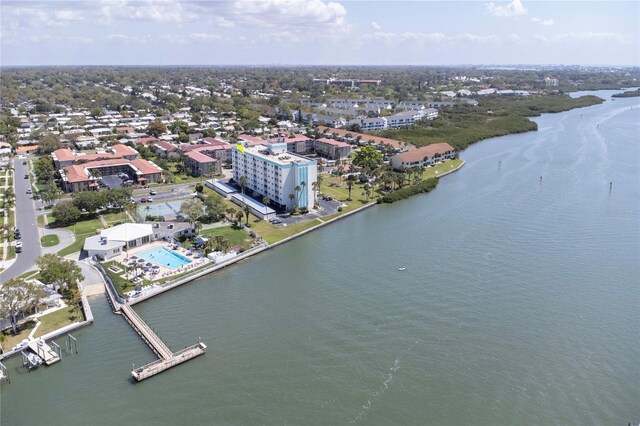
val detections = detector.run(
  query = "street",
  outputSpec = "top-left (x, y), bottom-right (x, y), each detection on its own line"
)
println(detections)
top-left (0, 157), bottom-right (42, 281)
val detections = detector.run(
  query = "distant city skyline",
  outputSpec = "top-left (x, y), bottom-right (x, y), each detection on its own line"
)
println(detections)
top-left (1, 0), bottom-right (638, 66)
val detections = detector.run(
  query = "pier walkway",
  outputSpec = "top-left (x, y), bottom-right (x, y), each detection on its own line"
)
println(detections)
top-left (120, 305), bottom-right (173, 360)
top-left (97, 262), bottom-right (206, 382)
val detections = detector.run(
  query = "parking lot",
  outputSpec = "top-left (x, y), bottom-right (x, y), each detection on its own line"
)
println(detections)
top-left (100, 174), bottom-right (124, 189)
top-left (271, 198), bottom-right (343, 226)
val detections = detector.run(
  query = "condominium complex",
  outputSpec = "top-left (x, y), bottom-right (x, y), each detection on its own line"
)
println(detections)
top-left (232, 143), bottom-right (317, 211)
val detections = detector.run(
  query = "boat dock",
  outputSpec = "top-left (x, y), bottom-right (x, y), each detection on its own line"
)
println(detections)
top-left (121, 304), bottom-right (206, 381)
top-left (27, 339), bottom-right (60, 366)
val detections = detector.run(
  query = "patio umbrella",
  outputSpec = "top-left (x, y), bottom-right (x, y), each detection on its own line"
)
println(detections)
top-left (135, 285), bottom-right (142, 292)
top-left (152, 265), bottom-right (160, 269)
top-left (146, 262), bottom-right (153, 267)
top-left (138, 258), bottom-right (145, 263)
top-left (143, 266), bottom-right (150, 271)
top-left (131, 256), bottom-right (138, 259)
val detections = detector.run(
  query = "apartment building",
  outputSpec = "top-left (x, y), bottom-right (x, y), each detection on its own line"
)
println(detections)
top-left (232, 143), bottom-right (317, 211)
top-left (390, 143), bottom-right (456, 170)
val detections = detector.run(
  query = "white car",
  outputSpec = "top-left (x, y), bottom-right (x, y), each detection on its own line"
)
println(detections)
top-left (147, 197), bottom-right (154, 202)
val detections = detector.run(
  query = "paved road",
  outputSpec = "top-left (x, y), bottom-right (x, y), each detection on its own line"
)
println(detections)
top-left (0, 157), bottom-right (42, 281)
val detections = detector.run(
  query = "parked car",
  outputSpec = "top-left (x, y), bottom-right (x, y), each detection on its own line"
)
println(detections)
top-left (24, 174), bottom-right (29, 179)
top-left (147, 197), bottom-right (154, 202)
top-left (26, 189), bottom-right (32, 194)
top-left (149, 189), bottom-right (157, 195)
top-left (140, 197), bottom-right (148, 203)
top-left (15, 241), bottom-right (22, 253)
top-left (22, 160), bottom-right (26, 165)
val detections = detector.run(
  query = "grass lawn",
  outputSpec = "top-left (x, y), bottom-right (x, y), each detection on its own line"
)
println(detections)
top-left (166, 163), bottom-right (207, 184)
top-left (320, 174), bottom-right (373, 214)
top-left (34, 306), bottom-right (83, 338)
top-left (250, 218), bottom-right (325, 244)
top-left (37, 214), bottom-right (46, 227)
top-left (197, 226), bottom-right (253, 249)
top-left (41, 234), bottom-right (60, 247)
top-left (6, 246), bottom-right (16, 260)
top-left (17, 270), bottom-right (41, 280)
top-left (102, 211), bottom-right (128, 225)
top-left (422, 159), bottom-right (464, 179)
top-left (102, 260), bottom-right (151, 296)
top-left (1, 320), bottom-right (37, 353)
top-left (53, 217), bottom-right (104, 257)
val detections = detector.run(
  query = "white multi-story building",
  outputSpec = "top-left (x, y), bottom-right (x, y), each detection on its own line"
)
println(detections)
top-left (232, 143), bottom-right (318, 211)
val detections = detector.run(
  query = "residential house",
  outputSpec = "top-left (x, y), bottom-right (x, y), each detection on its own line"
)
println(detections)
top-left (390, 143), bottom-right (456, 170)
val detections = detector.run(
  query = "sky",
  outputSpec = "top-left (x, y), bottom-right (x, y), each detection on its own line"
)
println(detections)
top-left (1, 0), bottom-right (639, 66)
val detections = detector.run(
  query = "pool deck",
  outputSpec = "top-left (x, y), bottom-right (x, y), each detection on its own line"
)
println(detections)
top-left (109, 242), bottom-right (211, 287)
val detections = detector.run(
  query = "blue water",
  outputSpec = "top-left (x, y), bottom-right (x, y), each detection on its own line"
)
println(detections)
top-left (137, 247), bottom-right (192, 269)
top-left (1, 90), bottom-right (638, 425)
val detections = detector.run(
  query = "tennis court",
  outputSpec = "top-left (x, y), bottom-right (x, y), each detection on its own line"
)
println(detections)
top-left (138, 199), bottom-right (185, 220)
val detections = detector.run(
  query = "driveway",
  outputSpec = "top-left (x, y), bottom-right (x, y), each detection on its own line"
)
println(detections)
top-left (0, 158), bottom-right (42, 281)
top-left (274, 198), bottom-right (342, 226)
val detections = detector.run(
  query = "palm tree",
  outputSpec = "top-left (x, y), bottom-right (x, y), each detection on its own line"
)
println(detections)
top-left (238, 175), bottom-right (248, 197)
top-left (234, 210), bottom-right (244, 227)
top-left (299, 181), bottom-right (306, 208)
top-left (288, 193), bottom-right (295, 211)
top-left (346, 180), bottom-right (353, 201)
top-left (294, 185), bottom-right (301, 209)
top-left (364, 184), bottom-right (371, 201)
top-left (243, 204), bottom-right (250, 225)
top-left (311, 181), bottom-right (319, 207)
top-left (262, 196), bottom-right (271, 215)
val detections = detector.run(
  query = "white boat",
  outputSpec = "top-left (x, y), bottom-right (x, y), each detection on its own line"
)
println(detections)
top-left (398, 267), bottom-right (406, 271)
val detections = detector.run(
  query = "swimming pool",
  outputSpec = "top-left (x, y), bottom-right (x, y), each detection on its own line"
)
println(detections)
top-left (137, 247), bottom-right (192, 269)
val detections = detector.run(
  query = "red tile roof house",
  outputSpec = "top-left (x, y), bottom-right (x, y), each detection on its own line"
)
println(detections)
top-left (313, 138), bottom-right (351, 160)
top-left (153, 140), bottom-right (181, 159)
top-left (390, 143), bottom-right (456, 170)
top-left (52, 144), bottom-right (138, 168)
top-left (134, 136), bottom-right (159, 146)
top-left (116, 126), bottom-right (135, 134)
top-left (319, 127), bottom-right (414, 152)
top-left (184, 151), bottom-right (221, 177)
top-left (61, 158), bottom-right (163, 192)
top-left (184, 144), bottom-right (233, 163)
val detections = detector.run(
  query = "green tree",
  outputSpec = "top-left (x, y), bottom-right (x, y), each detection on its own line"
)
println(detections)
top-left (234, 210), bottom-right (244, 227)
top-left (37, 132), bottom-right (62, 154)
top-left (204, 193), bottom-right (225, 221)
top-left (243, 204), bottom-right (251, 225)
top-left (89, 106), bottom-right (103, 119)
top-left (72, 191), bottom-right (105, 213)
top-left (352, 146), bottom-right (383, 177)
top-left (51, 201), bottom-right (82, 225)
top-left (41, 181), bottom-right (62, 205)
top-left (34, 156), bottom-right (56, 183)
top-left (146, 119), bottom-right (167, 137)
top-left (36, 254), bottom-right (85, 295)
top-left (169, 120), bottom-right (189, 135)
top-left (0, 278), bottom-right (46, 335)
top-left (262, 196), bottom-right (271, 215)
top-left (179, 198), bottom-right (205, 230)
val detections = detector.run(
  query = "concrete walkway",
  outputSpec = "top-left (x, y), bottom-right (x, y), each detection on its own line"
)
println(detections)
top-left (40, 226), bottom-right (75, 255)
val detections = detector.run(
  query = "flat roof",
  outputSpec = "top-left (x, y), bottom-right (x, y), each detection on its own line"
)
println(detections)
top-left (206, 179), bottom-right (238, 194)
top-left (231, 193), bottom-right (275, 214)
top-left (243, 144), bottom-right (315, 166)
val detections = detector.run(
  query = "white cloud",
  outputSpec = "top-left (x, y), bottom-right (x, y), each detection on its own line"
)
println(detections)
top-left (532, 17), bottom-right (554, 26)
top-left (370, 21), bottom-right (381, 30)
top-left (54, 10), bottom-right (84, 22)
top-left (190, 33), bottom-right (222, 42)
top-left (228, 0), bottom-right (347, 29)
top-left (485, 0), bottom-right (528, 17)
top-left (362, 32), bottom-right (501, 45)
top-left (534, 32), bottom-right (631, 45)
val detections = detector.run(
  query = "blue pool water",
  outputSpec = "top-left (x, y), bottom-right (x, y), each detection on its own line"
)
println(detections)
top-left (137, 247), bottom-right (192, 269)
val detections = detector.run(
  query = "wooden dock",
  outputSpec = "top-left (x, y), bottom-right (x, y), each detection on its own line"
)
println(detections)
top-left (27, 339), bottom-right (60, 366)
top-left (119, 304), bottom-right (206, 382)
